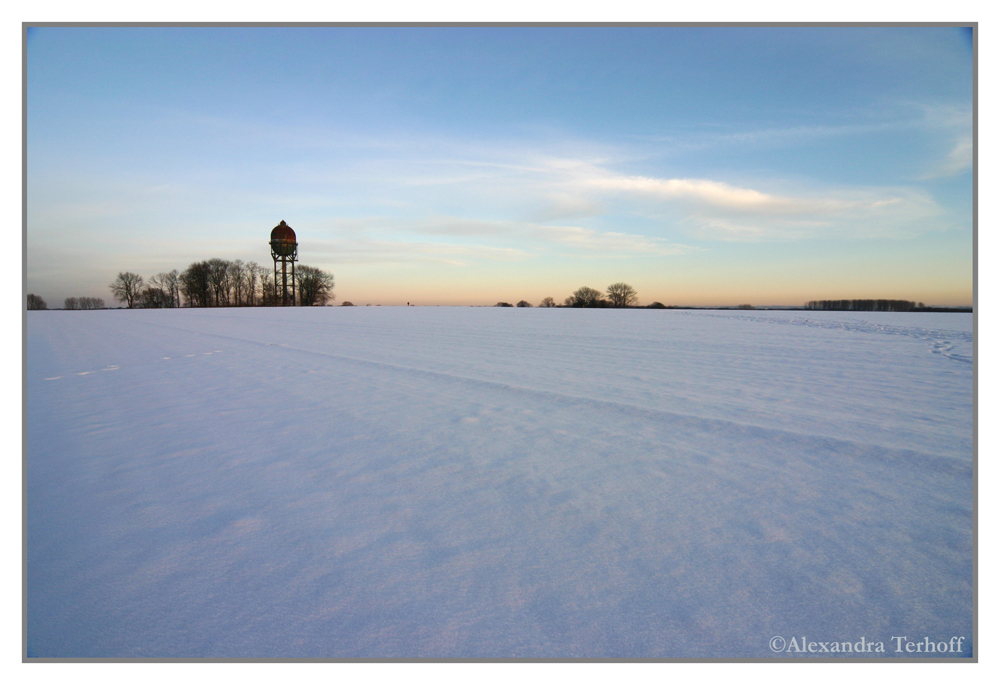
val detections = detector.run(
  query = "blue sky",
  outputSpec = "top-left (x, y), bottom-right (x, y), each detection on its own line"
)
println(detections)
top-left (27, 26), bottom-right (973, 306)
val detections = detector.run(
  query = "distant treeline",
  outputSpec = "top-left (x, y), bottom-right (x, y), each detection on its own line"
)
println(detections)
top-left (496, 284), bottom-right (646, 309)
top-left (64, 297), bottom-right (105, 310)
top-left (108, 258), bottom-right (334, 308)
top-left (805, 299), bottom-right (923, 312)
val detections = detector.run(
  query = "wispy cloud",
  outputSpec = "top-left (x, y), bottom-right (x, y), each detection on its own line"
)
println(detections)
top-left (915, 104), bottom-right (972, 179)
top-left (411, 217), bottom-right (693, 258)
top-left (31, 116), bottom-right (956, 266)
top-left (923, 135), bottom-right (972, 179)
top-left (587, 174), bottom-right (850, 215)
top-left (312, 151), bottom-right (949, 245)
top-left (531, 225), bottom-right (691, 257)
top-left (305, 237), bottom-right (532, 266)
top-left (677, 187), bottom-right (942, 241)
top-left (633, 121), bottom-right (907, 152)
top-left (512, 158), bottom-right (946, 241)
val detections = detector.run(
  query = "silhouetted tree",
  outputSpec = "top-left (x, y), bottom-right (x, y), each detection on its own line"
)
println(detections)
top-left (180, 261), bottom-right (211, 307)
top-left (516, 300), bottom-right (532, 307)
top-left (297, 265), bottom-right (335, 306)
top-left (341, 301), bottom-right (355, 306)
top-left (258, 265), bottom-right (275, 306)
top-left (139, 283), bottom-right (171, 308)
top-left (27, 294), bottom-right (47, 310)
top-left (64, 297), bottom-right (79, 310)
top-left (110, 272), bottom-right (144, 308)
top-left (495, 302), bottom-right (513, 307)
top-left (228, 260), bottom-right (247, 307)
top-left (160, 270), bottom-right (181, 308)
top-left (606, 283), bottom-right (638, 308)
top-left (141, 274), bottom-right (171, 308)
top-left (647, 302), bottom-right (666, 309)
top-left (207, 258), bottom-right (232, 307)
top-left (241, 262), bottom-right (261, 306)
top-left (566, 286), bottom-right (606, 308)
top-left (539, 297), bottom-right (556, 308)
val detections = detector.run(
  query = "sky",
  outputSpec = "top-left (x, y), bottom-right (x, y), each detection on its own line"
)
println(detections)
top-left (26, 26), bottom-right (974, 307)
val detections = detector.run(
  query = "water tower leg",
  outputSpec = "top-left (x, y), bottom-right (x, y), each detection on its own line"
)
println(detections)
top-left (281, 258), bottom-right (288, 306)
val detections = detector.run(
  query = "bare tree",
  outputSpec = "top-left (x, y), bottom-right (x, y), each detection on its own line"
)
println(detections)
top-left (539, 297), bottom-right (556, 308)
top-left (139, 283), bottom-right (170, 308)
top-left (606, 283), bottom-right (638, 308)
top-left (64, 297), bottom-right (79, 310)
top-left (161, 270), bottom-right (181, 308)
top-left (149, 272), bottom-right (179, 308)
top-left (516, 300), bottom-right (532, 307)
top-left (297, 265), bottom-right (335, 306)
top-left (242, 262), bottom-right (260, 307)
top-left (566, 286), bottom-right (606, 308)
top-left (141, 274), bottom-right (170, 308)
top-left (229, 260), bottom-right (246, 306)
top-left (257, 265), bottom-right (275, 306)
top-left (27, 294), bottom-right (47, 310)
top-left (206, 258), bottom-right (231, 307)
top-left (110, 272), bottom-right (144, 308)
top-left (180, 261), bottom-right (211, 307)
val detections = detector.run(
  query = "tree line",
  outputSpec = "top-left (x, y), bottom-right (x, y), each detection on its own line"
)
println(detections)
top-left (805, 299), bottom-right (923, 312)
top-left (496, 283), bottom-right (649, 308)
top-left (64, 297), bottom-right (106, 310)
top-left (109, 259), bottom-right (334, 308)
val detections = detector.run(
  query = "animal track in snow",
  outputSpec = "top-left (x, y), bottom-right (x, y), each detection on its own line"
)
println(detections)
top-left (691, 312), bottom-right (973, 365)
top-left (41, 351), bottom-right (223, 381)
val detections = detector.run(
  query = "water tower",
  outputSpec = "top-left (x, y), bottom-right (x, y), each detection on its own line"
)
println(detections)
top-left (270, 220), bottom-right (298, 306)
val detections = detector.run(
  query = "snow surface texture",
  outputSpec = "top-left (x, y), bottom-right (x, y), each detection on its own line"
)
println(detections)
top-left (27, 308), bottom-right (973, 658)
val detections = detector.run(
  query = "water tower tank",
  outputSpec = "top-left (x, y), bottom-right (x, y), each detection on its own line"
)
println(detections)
top-left (270, 220), bottom-right (297, 257)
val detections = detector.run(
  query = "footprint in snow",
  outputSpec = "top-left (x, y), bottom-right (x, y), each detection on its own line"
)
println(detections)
top-left (44, 351), bottom-right (222, 381)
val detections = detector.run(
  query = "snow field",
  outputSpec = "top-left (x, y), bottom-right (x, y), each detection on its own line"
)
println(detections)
top-left (26, 307), bottom-right (973, 657)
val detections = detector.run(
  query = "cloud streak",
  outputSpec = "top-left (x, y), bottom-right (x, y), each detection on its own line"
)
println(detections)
top-left (336, 216), bottom-right (695, 264)
top-left (588, 174), bottom-right (849, 215)
top-left (923, 135), bottom-right (972, 179)
top-left (305, 237), bottom-right (532, 266)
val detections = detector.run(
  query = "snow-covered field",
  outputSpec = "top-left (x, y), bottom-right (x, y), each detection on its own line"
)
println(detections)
top-left (26, 307), bottom-right (974, 658)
